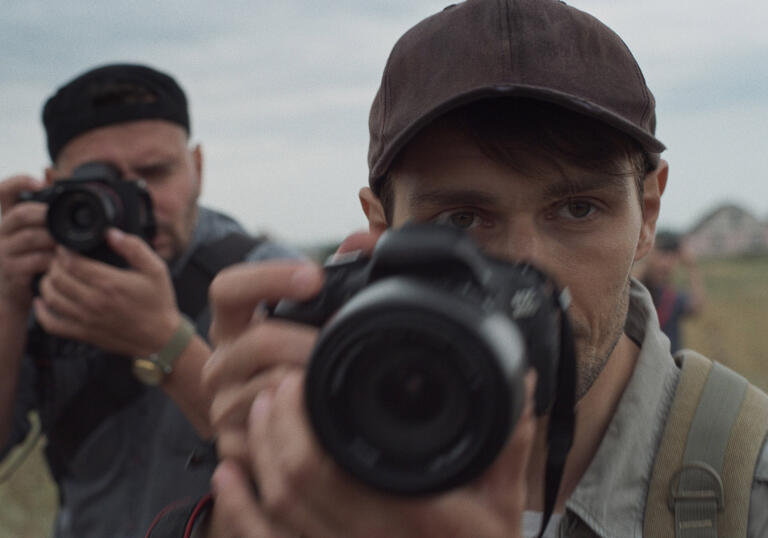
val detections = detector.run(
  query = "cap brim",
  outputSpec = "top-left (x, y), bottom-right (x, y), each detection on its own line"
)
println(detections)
top-left (370, 85), bottom-right (666, 186)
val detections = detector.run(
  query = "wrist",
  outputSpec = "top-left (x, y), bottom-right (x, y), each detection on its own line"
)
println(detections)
top-left (132, 314), bottom-right (197, 386)
top-left (0, 288), bottom-right (32, 316)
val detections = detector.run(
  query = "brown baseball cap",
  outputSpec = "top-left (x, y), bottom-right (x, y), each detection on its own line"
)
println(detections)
top-left (368, 0), bottom-right (665, 188)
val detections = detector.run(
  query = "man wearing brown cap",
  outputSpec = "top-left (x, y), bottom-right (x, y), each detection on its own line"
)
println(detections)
top-left (180, 1), bottom-right (768, 537)
top-left (0, 63), bottom-right (299, 537)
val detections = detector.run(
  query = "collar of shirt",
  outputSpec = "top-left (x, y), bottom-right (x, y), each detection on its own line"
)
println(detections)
top-left (168, 206), bottom-right (244, 277)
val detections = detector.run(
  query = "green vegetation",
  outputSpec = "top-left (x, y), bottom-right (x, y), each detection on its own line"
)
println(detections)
top-left (0, 256), bottom-right (765, 537)
top-left (0, 418), bottom-right (56, 538)
top-left (683, 255), bottom-right (768, 391)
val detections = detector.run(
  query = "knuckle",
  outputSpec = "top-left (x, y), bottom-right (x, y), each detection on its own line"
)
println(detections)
top-left (87, 292), bottom-right (108, 313)
top-left (215, 431), bottom-right (248, 463)
top-left (202, 348), bottom-right (227, 393)
top-left (38, 274), bottom-right (52, 297)
top-left (260, 479), bottom-right (293, 520)
top-left (209, 391), bottom-right (237, 429)
top-left (208, 271), bottom-right (231, 304)
top-left (32, 252), bottom-right (54, 273)
top-left (94, 279), bottom-right (120, 302)
top-left (81, 291), bottom-right (110, 317)
top-left (247, 323), bottom-right (286, 362)
top-left (46, 265), bottom-right (62, 287)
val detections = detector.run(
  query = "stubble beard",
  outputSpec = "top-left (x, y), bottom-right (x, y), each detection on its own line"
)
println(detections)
top-left (572, 277), bottom-right (632, 400)
top-left (159, 201), bottom-right (199, 263)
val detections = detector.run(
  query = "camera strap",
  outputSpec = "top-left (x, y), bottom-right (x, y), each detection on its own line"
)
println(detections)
top-left (537, 297), bottom-right (577, 538)
top-left (174, 232), bottom-right (265, 321)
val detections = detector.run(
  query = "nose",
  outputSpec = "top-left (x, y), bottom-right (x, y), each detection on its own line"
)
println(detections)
top-left (496, 216), bottom-right (542, 265)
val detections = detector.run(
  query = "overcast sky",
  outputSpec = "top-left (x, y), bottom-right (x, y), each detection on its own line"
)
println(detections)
top-left (2, 0), bottom-right (767, 247)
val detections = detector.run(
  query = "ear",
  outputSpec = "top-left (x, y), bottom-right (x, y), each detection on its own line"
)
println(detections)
top-left (44, 167), bottom-right (56, 186)
top-left (191, 144), bottom-right (203, 196)
top-left (634, 159), bottom-right (669, 262)
top-left (359, 187), bottom-right (388, 233)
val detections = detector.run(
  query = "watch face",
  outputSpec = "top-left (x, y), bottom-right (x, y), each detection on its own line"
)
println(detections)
top-left (132, 358), bottom-right (164, 386)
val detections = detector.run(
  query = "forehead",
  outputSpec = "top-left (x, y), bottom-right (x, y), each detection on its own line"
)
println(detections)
top-left (390, 121), bottom-right (635, 201)
top-left (55, 119), bottom-right (187, 172)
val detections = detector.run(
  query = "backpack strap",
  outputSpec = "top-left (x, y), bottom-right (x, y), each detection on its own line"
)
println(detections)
top-left (644, 350), bottom-right (768, 538)
top-left (174, 232), bottom-right (265, 323)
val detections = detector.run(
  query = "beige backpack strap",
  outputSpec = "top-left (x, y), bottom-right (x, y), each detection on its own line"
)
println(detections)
top-left (644, 350), bottom-right (768, 538)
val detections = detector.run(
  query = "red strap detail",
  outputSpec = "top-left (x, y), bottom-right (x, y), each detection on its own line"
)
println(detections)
top-left (656, 286), bottom-right (676, 328)
top-left (145, 498), bottom-right (192, 538)
top-left (184, 493), bottom-right (214, 538)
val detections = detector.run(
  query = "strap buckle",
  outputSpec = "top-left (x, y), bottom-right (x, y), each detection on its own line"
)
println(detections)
top-left (667, 461), bottom-right (724, 511)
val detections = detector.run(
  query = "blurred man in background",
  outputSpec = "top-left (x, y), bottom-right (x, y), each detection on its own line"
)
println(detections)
top-left (638, 230), bottom-right (706, 352)
top-left (0, 63), bottom-right (299, 537)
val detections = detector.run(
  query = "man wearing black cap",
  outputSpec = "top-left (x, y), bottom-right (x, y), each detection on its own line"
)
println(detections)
top-left (171, 1), bottom-right (767, 537)
top-left (0, 63), bottom-right (298, 537)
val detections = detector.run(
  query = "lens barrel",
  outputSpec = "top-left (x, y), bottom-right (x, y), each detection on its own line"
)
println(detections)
top-left (305, 277), bottom-right (527, 494)
top-left (47, 184), bottom-right (121, 252)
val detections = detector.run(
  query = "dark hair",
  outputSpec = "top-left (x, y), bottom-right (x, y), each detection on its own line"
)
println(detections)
top-left (374, 98), bottom-right (657, 223)
top-left (654, 230), bottom-right (681, 252)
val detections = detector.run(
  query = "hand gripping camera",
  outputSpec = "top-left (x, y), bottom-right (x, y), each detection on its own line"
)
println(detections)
top-left (18, 161), bottom-right (156, 267)
top-left (274, 224), bottom-right (576, 495)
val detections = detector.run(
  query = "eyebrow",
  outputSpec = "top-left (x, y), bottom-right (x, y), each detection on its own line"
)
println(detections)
top-left (408, 189), bottom-right (499, 209)
top-left (134, 159), bottom-right (176, 176)
top-left (407, 174), bottom-right (632, 210)
top-left (542, 174), bottom-right (631, 199)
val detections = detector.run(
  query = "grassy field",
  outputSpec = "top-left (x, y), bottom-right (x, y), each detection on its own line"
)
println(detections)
top-left (0, 255), bottom-right (766, 537)
top-left (0, 415), bottom-right (56, 538)
top-left (681, 255), bottom-right (768, 391)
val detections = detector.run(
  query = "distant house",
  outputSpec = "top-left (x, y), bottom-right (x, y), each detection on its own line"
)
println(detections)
top-left (685, 204), bottom-right (768, 259)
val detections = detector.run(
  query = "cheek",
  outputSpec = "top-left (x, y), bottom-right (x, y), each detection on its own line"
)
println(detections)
top-left (545, 229), bottom-right (637, 334)
top-left (148, 186), bottom-right (184, 221)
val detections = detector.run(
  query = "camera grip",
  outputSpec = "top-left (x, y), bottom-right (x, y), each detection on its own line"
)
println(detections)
top-left (272, 255), bottom-right (371, 328)
top-left (271, 297), bottom-right (330, 328)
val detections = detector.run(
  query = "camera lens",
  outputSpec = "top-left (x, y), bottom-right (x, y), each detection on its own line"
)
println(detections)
top-left (379, 358), bottom-right (444, 423)
top-left (72, 203), bottom-right (97, 229)
top-left (305, 279), bottom-right (526, 494)
top-left (346, 331), bottom-right (470, 462)
top-left (47, 189), bottom-right (116, 251)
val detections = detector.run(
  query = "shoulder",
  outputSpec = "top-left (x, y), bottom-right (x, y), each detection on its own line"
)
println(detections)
top-left (756, 434), bottom-right (768, 482)
top-left (749, 435), bottom-right (768, 536)
top-left (243, 238), bottom-right (305, 263)
top-left (194, 207), bottom-right (305, 263)
top-left (194, 206), bottom-right (247, 239)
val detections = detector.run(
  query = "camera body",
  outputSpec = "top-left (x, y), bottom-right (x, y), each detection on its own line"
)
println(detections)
top-left (274, 223), bottom-right (574, 494)
top-left (19, 162), bottom-right (156, 267)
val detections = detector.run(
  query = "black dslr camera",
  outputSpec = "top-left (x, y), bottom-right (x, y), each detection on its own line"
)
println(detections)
top-left (274, 224), bottom-right (575, 495)
top-left (19, 162), bottom-right (156, 267)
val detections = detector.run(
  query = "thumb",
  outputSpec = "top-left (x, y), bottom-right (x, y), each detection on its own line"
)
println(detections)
top-left (106, 228), bottom-right (163, 274)
top-left (211, 460), bottom-right (279, 537)
top-left (0, 175), bottom-right (44, 213)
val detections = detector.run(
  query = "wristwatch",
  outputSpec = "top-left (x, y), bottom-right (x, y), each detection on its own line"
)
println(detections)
top-left (132, 314), bottom-right (196, 386)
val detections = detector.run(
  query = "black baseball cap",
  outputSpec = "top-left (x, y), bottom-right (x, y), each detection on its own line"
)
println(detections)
top-left (368, 0), bottom-right (665, 188)
top-left (43, 63), bottom-right (190, 162)
top-left (655, 230), bottom-right (681, 252)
